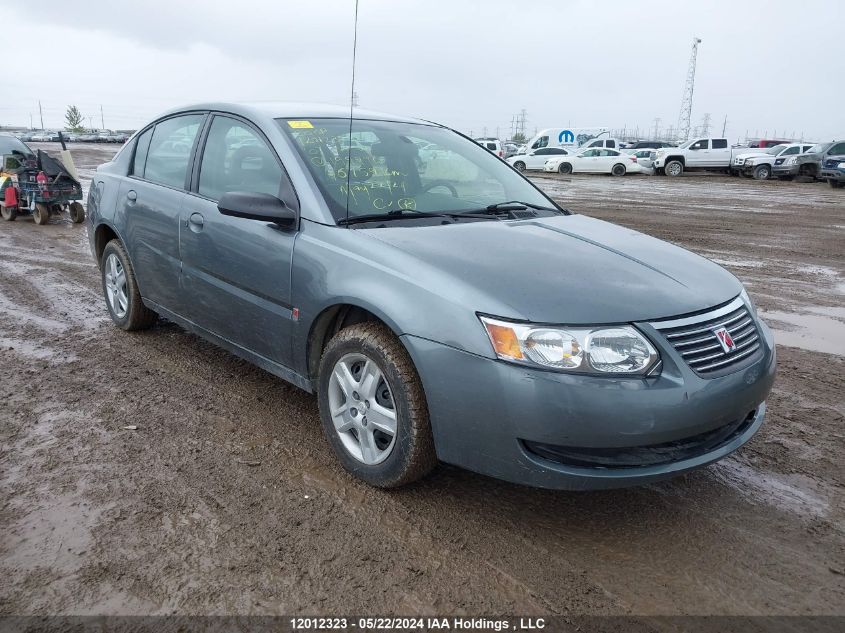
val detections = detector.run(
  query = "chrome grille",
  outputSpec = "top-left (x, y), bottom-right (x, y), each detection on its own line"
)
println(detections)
top-left (651, 297), bottom-right (761, 376)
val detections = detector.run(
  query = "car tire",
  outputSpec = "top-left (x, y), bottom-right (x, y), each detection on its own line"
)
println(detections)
top-left (611, 163), bottom-right (626, 177)
top-left (753, 165), bottom-right (772, 180)
top-left (32, 203), bottom-right (51, 225)
top-left (558, 162), bottom-right (573, 174)
top-left (0, 205), bottom-right (17, 221)
top-left (829, 179), bottom-right (844, 189)
top-left (513, 161), bottom-right (526, 172)
top-left (317, 322), bottom-right (437, 488)
top-left (69, 202), bottom-right (85, 224)
top-left (665, 160), bottom-right (683, 177)
top-left (100, 239), bottom-right (158, 331)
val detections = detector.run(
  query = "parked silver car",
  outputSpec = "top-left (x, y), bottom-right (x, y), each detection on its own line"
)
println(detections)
top-left (87, 103), bottom-right (776, 489)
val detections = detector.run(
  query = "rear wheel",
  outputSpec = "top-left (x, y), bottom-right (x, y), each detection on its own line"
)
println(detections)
top-left (0, 205), bottom-right (16, 221)
top-left (558, 162), bottom-right (573, 174)
top-left (69, 202), bottom-right (85, 224)
top-left (611, 163), bottom-right (627, 177)
top-left (513, 161), bottom-right (526, 172)
top-left (665, 160), bottom-right (683, 177)
top-left (33, 203), bottom-right (51, 225)
top-left (100, 240), bottom-right (157, 331)
top-left (317, 322), bottom-right (437, 488)
top-left (753, 164), bottom-right (772, 180)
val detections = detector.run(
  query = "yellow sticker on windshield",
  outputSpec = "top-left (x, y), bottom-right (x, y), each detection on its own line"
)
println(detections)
top-left (287, 120), bottom-right (314, 129)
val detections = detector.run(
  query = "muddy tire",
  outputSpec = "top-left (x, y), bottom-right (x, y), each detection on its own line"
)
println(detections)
top-left (100, 239), bottom-right (157, 331)
top-left (69, 202), bottom-right (85, 224)
top-left (0, 205), bottom-right (17, 221)
top-left (753, 164), bottom-right (772, 180)
top-left (665, 160), bottom-right (683, 177)
top-left (611, 163), bottom-right (627, 177)
top-left (33, 203), bottom-right (51, 225)
top-left (513, 161), bottom-right (526, 172)
top-left (317, 322), bottom-right (437, 488)
top-left (558, 162), bottom-right (573, 174)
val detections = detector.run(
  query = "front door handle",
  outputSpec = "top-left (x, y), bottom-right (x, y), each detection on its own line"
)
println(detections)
top-left (126, 190), bottom-right (137, 202)
top-left (188, 212), bottom-right (204, 232)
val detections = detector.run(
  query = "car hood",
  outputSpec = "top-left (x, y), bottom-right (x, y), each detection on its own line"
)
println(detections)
top-left (364, 214), bottom-right (741, 323)
top-left (736, 150), bottom-right (770, 160)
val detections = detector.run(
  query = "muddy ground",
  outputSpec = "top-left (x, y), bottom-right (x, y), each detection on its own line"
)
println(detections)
top-left (1, 144), bottom-right (843, 620)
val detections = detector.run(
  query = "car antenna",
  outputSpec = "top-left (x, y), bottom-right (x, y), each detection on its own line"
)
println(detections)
top-left (345, 0), bottom-right (360, 225)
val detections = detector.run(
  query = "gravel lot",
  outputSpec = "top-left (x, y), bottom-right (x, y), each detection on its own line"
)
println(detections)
top-left (1, 144), bottom-right (843, 619)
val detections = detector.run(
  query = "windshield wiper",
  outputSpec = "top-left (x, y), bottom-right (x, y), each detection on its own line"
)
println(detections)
top-left (337, 210), bottom-right (492, 226)
top-left (485, 200), bottom-right (557, 211)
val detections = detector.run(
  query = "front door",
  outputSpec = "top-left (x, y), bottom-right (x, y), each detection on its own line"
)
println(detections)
top-left (179, 114), bottom-right (298, 367)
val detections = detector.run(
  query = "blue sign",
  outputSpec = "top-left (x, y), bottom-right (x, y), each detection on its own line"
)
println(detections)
top-left (558, 130), bottom-right (574, 143)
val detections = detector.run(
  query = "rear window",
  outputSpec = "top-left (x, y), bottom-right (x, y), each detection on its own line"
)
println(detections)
top-left (143, 114), bottom-right (204, 189)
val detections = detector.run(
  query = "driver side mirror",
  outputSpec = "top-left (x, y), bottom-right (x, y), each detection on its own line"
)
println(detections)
top-left (218, 191), bottom-right (296, 228)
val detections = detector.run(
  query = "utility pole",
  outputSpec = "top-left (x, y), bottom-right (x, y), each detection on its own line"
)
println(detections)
top-left (100, 104), bottom-right (105, 130)
top-left (38, 100), bottom-right (44, 129)
top-left (676, 37), bottom-right (702, 142)
top-left (652, 117), bottom-right (661, 140)
top-left (722, 114), bottom-right (728, 137)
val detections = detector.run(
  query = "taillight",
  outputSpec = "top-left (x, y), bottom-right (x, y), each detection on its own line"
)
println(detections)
top-left (498, 150), bottom-right (503, 157)
top-left (629, 155), bottom-right (637, 162)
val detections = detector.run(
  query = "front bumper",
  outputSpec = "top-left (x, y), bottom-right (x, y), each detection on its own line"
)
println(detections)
top-left (821, 169), bottom-right (845, 182)
top-left (401, 318), bottom-right (776, 490)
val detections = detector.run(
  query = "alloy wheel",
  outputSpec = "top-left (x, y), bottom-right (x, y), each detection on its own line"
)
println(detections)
top-left (328, 353), bottom-right (397, 465)
top-left (104, 253), bottom-right (129, 318)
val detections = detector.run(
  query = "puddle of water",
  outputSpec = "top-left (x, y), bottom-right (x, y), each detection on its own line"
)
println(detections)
top-left (761, 306), bottom-right (845, 356)
top-left (712, 460), bottom-right (831, 519)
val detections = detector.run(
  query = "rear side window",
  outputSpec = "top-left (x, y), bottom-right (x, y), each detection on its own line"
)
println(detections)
top-left (144, 114), bottom-right (204, 189)
top-left (132, 128), bottom-right (153, 177)
top-left (712, 139), bottom-right (728, 149)
top-left (198, 116), bottom-right (283, 201)
top-left (549, 148), bottom-right (568, 154)
top-left (607, 140), bottom-right (616, 148)
top-left (485, 143), bottom-right (496, 150)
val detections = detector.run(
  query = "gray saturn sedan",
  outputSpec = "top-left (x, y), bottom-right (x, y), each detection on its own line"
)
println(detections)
top-left (87, 102), bottom-right (776, 490)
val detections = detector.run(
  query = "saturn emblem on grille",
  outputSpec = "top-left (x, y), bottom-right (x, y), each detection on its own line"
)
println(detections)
top-left (713, 327), bottom-right (737, 353)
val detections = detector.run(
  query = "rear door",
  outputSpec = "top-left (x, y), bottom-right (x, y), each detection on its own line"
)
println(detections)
top-left (178, 113), bottom-right (299, 367)
top-left (117, 113), bottom-right (206, 311)
top-left (710, 139), bottom-right (730, 166)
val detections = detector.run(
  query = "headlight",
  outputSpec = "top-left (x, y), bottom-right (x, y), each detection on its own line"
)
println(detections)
top-left (838, 162), bottom-right (845, 169)
top-left (479, 316), bottom-right (659, 375)
top-left (740, 287), bottom-right (758, 318)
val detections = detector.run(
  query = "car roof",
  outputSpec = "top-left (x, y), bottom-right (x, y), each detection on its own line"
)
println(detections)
top-left (157, 101), bottom-right (434, 127)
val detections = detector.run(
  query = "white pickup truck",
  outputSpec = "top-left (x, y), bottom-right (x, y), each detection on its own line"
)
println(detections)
top-left (653, 138), bottom-right (752, 176)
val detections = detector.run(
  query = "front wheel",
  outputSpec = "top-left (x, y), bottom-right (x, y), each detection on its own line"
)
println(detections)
top-left (513, 161), bottom-right (526, 172)
top-left (100, 240), bottom-right (158, 331)
top-left (558, 162), bottom-right (573, 174)
top-left (0, 205), bottom-right (16, 221)
top-left (611, 163), bottom-right (627, 177)
top-left (665, 160), bottom-right (683, 177)
top-left (829, 179), bottom-right (844, 189)
top-left (69, 202), bottom-right (85, 224)
top-left (753, 165), bottom-right (772, 180)
top-left (318, 322), bottom-right (437, 488)
top-left (33, 203), bottom-right (51, 225)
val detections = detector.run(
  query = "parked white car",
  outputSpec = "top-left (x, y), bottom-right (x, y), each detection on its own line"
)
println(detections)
top-left (474, 138), bottom-right (504, 158)
top-left (732, 143), bottom-right (816, 180)
top-left (543, 148), bottom-right (642, 176)
top-left (507, 147), bottom-right (575, 172)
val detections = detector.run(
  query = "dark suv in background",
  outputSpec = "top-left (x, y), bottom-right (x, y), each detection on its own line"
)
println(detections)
top-left (788, 141), bottom-right (845, 181)
top-left (820, 148), bottom-right (845, 188)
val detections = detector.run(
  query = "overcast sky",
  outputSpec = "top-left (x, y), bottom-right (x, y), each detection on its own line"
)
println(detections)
top-left (3, 0), bottom-right (843, 142)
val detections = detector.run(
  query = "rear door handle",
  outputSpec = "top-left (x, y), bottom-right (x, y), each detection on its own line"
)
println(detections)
top-left (126, 190), bottom-right (137, 202)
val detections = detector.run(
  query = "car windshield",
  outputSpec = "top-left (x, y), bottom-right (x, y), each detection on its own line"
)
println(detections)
top-left (806, 143), bottom-right (830, 154)
top-left (0, 136), bottom-right (34, 156)
top-left (279, 118), bottom-right (554, 221)
top-left (766, 144), bottom-right (787, 155)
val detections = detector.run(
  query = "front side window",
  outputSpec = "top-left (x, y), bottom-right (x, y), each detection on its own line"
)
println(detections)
top-left (280, 118), bottom-right (553, 221)
top-left (199, 116), bottom-right (283, 201)
top-left (532, 136), bottom-right (549, 149)
top-left (143, 114), bottom-right (204, 189)
top-left (534, 148), bottom-right (551, 156)
top-left (781, 146), bottom-right (800, 156)
top-left (828, 142), bottom-right (845, 155)
top-left (690, 140), bottom-right (709, 150)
